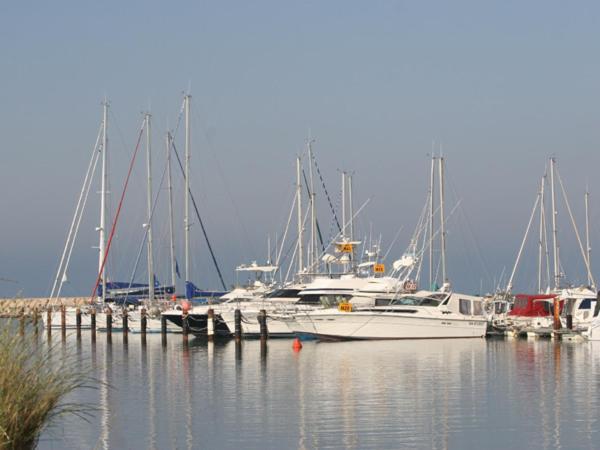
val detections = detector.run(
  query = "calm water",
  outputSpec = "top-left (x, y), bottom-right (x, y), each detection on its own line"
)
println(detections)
top-left (37, 333), bottom-right (600, 450)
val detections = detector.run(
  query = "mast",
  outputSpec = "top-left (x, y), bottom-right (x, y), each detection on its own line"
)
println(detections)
top-left (438, 156), bottom-right (447, 283)
top-left (296, 156), bottom-right (304, 277)
top-left (550, 157), bottom-right (559, 290)
top-left (428, 156), bottom-right (435, 288)
top-left (167, 132), bottom-right (177, 290)
top-left (538, 176), bottom-right (545, 293)
top-left (144, 113), bottom-right (155, 302)
top-left (184, 95), bottom-right (191, 298)
top-left (349, 173), bottom-right (355, 267)
top-left (308, 139), bottom-right (317, 272)
top-left (585, 188), bottom-right (592, 287)
top-left (341, 172), bottom-right (346, 240)
top-left (98, 100), bottom-right (108, 303)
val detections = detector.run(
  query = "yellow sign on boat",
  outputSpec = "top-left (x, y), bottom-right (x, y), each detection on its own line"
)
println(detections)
top-left (374, 263), bottom-right (385, 273)
top-left (338, 302), bottom-right (353, 312)
top-left (337, 243), bottom-right (354, 253)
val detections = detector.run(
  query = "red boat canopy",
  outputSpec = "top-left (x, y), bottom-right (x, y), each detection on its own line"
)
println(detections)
top-left (508, 294), bottom-right (560, 317)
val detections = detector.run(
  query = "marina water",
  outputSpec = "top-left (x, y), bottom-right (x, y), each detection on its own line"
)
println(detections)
top-left (39, 334), bottom-right (600, 450)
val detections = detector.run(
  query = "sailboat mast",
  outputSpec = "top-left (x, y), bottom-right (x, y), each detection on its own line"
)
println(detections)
top-left (585, 189), bottom-right (592, 287)
top-left (429, 156), bottom-right (435, 289)
top-left (166, 132), bottom-right (177, 290)
top-left (349, 173), bottom-right (354, 267)
top-left (98, 100), bottom-right (108, 303)
top-left (144, 113), bottom-right (155, 302)
top-left (184, 95), bottom-right (191, 297)
top-left (341, 172), bottom-right (346, 240)
top-left (296, 156), bottom-right (304, 277)
top-left (438, 157), bottom-right (447, 283)
top-left (537, 176), bottom-right (545, 293)
top-left (308, 140), bottom-right (316, 272)
top-left (550, 157), bottom-right (559, 290)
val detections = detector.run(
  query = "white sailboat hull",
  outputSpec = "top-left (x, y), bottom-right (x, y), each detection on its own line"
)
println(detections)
top-left (219, 309), bottom-right (295, 337)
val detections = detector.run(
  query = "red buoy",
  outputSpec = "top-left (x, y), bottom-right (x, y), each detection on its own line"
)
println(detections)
top-left (292, 337), bottom-right (303, 352)
top-left (181, 300), bottom-right (191, 314)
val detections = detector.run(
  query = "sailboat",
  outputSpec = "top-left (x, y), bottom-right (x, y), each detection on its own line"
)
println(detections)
top-left (501, 158), bottom-right (596, 336)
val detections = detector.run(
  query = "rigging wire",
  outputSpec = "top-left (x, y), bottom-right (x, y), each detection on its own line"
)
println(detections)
top-left (89, 121), bottom-right (145, 304)
top-left (170, 140), bottom-right (227, 290)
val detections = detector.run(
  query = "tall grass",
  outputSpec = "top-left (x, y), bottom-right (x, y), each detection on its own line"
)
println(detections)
top-left (0, 322), bottom-right (96, 449)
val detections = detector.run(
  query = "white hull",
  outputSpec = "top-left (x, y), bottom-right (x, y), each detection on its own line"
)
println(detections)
top-left (41, 307), bottom-right (181, 333)
top-left (219, 309), bottom-right (295, 337)
top-left (586, 322), bottom-right (600, 341)
top-left (287, 310), bottom-right (487, 340)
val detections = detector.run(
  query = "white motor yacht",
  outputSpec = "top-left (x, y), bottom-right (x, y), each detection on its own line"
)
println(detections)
top-left (286, 290), bottom-right (487, 340)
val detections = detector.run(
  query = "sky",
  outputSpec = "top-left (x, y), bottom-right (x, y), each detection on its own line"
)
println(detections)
top-left (1, 1), bottom-right (600, 297)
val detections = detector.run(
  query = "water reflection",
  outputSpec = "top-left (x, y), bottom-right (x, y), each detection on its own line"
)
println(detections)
top-left (36, 335), bottom-right (600, 450)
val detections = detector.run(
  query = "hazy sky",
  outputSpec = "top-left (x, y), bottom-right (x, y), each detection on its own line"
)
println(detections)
top-left (1, 1), bottom-right (600, 297)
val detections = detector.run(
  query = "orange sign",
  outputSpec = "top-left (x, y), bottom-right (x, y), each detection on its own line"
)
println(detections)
top-left (338, 302), bottom-right (353, 312)
top-left (336, 243), bottom-right (354, 253)
top-left (374, 263), bottom-right (385, 273)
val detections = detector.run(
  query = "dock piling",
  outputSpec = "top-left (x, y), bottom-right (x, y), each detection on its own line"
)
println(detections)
top-left (259, 309), bottom-right (268, 341)
top-left (46, 307), bottom-right (52, 340)
top-left (141, 307), bottom-right (147, 345)
top-left (90, 307), bottom-right (96, 343)
top-left (182, 311), bottom-right (189, 337)
top-left (33, 307), bottom-right (39, 336)
top-left (76, 307), bottom-right (81, 339)
top-left (19, 308), bottom-right (25, 336)
top-left (207, 308), bottom-right (215, 341)
top-left (234, 308), bottom-right (242, 341)
top-left (161, 315), bottom-right (167, 346)
top-left (106, 307), bottom-right (112, 342)
top-left (122, 308), bottom-right (128, 344)
top-left (60, 305), bottom-right (66, 339)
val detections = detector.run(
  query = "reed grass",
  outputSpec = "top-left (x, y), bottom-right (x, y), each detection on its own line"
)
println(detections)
top-left (0, 323), bottom-right (96, 449)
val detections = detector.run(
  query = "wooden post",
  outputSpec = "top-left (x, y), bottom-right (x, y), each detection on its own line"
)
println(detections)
top-left (161, 315), bottom-right (167, 346)
top-left (259, 309), bottom-right (268, 341)
top-left (122, 308), bottom-right (128, 344)
top-left (90, 307), bottom-right (96, 343)
top-left (182, 311), bottom-right (189, 337)
top-left (553, 298), bottom-right (561, 330)
top-left (141, 307), bottom-right (147, 345)
top-left (106, 307), bottom-right (112, 342)
top-left (75, 307), bottom-right (82, 339)
top-left (207, 308), bottom-right (215, 341)
top-left (234, 308), bottom-right (242, 341)
top-left (19, 307), bottom-right (25, 336)
top-left (46, 306), bottom-right (52, 340)
top-left (33, 307), bottom-right (39, 336)
top-left (60, 305), bottom-right (66, 339)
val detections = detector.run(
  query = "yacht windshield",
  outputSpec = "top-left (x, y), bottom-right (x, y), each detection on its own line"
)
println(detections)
top-left (391, 295), bottom-right (442, 307)
top-left (266, 289), bottom-right (301, 299)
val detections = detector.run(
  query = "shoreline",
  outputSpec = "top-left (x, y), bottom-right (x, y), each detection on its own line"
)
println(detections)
top-left (0, 297), bottom-right (87, 318)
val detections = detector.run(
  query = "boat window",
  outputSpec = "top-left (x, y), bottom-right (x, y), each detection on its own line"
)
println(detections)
top-left (296, 294), bottom-right (321, 305)
top-left (459, 299), bottom-right (471, 315)
top-left (494, 303), bottom-right (506, 314)
top-left (418, 297), bottom-right (441, 307)
top-left (266, 289), bottom-right (300, 298)
top-left (578, 298), bottom-right (594, 310)
top-left (514, 298), bottom-right (528, 309)
top-left (375, 298), bottom-right (393, 306)
top-left (392, 296), bottom-right (441, 307)
top-left (473, 301), bottom-right (483, 316)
